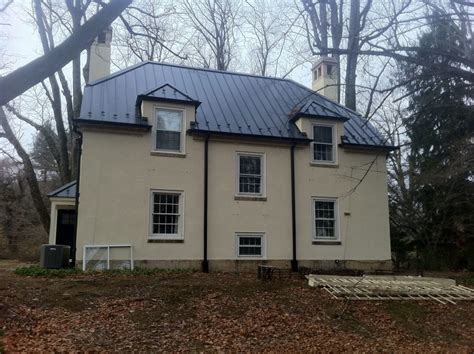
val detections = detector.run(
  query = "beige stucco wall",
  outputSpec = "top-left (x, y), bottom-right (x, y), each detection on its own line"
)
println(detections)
top-left (74, 99), bottom-right (391, 266)
top-left (294, 118), bottom-right (391, 261)
top-left (48, 198), bottom-right (76, 245)
top-left (76, 102), bottom-right (204, 262)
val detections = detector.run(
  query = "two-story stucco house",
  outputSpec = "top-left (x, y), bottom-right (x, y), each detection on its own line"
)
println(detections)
top-left (47, 32), bottom-right (395, 272)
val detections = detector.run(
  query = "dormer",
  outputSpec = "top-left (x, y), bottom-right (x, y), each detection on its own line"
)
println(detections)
top-left (312, 56), bottom-right (339, 103)
top-left (290, 99), bottom-right (349, 166)
top-left (137, 84), bottom-right (200, 157)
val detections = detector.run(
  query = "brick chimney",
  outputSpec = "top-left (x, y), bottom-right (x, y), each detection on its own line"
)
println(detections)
top-left (87, 27), bottom-right (112, 82)
top-left (311, 56), bottom-right (339, 103)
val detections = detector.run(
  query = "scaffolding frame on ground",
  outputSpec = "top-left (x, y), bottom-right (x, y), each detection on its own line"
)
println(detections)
top-left (307, 275), bottom-right (474, 304)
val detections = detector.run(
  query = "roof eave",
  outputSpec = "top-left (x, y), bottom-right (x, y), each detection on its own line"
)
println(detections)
top-left (290, 113), bottom-right (349, 122)
top-left (75, 118), bottom-right (152, 131)
top-left (188, 128), bottom-right (311, 145)
top-left (339, 142), bottom-right (398, 152)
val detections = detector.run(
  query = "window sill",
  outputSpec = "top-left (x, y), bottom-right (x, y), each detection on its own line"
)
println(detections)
top-left (310, 162), bottom-right (339, 168)
top-left (234, 195), bottom-right (267, 202)
top-left (312, 240), bottom-right (341, 245)
top-left (148, 239), bottom-right (184, 243)
top-left (150, 151), bottom-right (186, 158)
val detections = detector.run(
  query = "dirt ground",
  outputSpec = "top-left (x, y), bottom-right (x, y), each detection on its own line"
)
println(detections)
top-left (1, 265), bottom-right (473, 352)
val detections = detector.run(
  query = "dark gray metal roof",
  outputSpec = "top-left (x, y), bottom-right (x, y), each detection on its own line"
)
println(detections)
top-left (48, 181), bottom-right (76, 198)
top-left (80, 61), bottom-right (390, 146)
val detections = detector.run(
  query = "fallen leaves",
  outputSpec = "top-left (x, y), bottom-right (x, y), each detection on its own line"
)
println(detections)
top-left (0, 271), bottom-right (473, 352)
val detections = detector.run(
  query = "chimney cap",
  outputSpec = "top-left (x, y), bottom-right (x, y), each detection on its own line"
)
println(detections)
top-left (312, 56), bottom-right (338, 70)
top-left (94, 26), bottom-right (113, 45)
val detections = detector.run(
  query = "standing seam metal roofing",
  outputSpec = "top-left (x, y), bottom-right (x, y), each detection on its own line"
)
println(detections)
top-left (80, 61), bottom-right (391, 146)
top-left (47, 181), bottom-right (77, 198)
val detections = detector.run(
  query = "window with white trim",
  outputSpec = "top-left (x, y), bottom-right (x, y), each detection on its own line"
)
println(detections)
top-left (313, 198), bottom-right (338, 240)
top-left (154, 108), bottom-right (183, 152)
top-left (237, 153), bottom-right (264, 195)
top-left (312, 124), bottom-right (335, 163)
top-left (150, 191), bottom-right (183, 239)
top-left (236, 234), bottom-right (264, 257)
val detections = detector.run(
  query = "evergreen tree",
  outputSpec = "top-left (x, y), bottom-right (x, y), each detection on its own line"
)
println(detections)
top-left (396, 14), bottom-right (474, 269)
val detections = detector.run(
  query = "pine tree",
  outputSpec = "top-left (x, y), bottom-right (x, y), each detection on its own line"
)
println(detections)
top-left (398, 14), bottom-right (474, 269)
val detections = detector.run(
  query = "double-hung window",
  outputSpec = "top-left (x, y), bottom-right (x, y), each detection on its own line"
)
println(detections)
top-left (236, 233), bottom-right (264, 257)
top-left (154, 108), bottom-right (183, 152)
top-left (150, 191), bottom-right (183, 240)
top-left (313, 198), bottom-right (338, 241)
top-left (312, 124), bottom-right (335, 163)
top-left (237, 153), bottom-right (265, 196)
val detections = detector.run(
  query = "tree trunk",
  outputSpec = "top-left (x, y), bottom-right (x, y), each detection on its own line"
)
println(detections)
top-left (0, 107), bottom-right (50, 233)
top-left (345, 0), bottom-right (360, 110)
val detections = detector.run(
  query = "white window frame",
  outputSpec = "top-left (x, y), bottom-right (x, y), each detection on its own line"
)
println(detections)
top-left (310, 123), bottom-right (337, 165)
top-left (235, 152), bottom-right (266, 197)
top-left (149, 189), bottom-right (184, 240)
top-left (312, 197), bottom-right (340, 242)
top-left (235, 232), bottom-right (266, 259)
top-left (152, 106), bottom-right (186, 155)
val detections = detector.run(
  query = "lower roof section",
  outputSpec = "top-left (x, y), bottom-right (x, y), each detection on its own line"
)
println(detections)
top-left (48, 181), bottom-right (77, 199)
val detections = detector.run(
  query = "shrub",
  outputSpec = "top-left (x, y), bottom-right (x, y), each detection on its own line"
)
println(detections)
top-left (14, 265), bottom-right (83, 277)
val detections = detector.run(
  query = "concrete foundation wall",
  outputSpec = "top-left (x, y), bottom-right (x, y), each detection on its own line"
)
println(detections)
top-left (123, 259), bottom-right (392, 272)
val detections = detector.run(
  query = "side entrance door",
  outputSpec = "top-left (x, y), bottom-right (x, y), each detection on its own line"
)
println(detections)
top-left (56, 209), bottom-right (76, 249)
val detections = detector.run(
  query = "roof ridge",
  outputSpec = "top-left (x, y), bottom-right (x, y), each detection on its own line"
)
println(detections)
top-left (87, 60), bottom-right (303, 87)
top-left (86, 61), bottom-right (150, 86)
top-left (285, 78), bottom-right (363, 118)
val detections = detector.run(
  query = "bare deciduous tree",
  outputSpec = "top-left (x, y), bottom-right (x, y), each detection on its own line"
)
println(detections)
top-left (183, 0), bottom-right (241, 71)
top-left (302, 0), bottom-right (412, 110)
top-left (244, 0), bottom-right (306, 77)
top-left (0, 107), bottom-right (50, 233)
top-left (113, 0), bottom-right (187, 68)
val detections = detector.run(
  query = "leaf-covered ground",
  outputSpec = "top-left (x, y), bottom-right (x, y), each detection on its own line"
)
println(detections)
top-left (1, 267), bottom-right (473, 352)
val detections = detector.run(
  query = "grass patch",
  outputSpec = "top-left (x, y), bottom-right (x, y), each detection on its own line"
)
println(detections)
top-left (14, 266), bottom-right (82, 277)
top-left (14, 265), bottom-right (192, 278)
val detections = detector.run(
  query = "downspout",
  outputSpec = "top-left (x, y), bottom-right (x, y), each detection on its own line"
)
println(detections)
top-left (202, 135), bottom-right (209, 273)
top-left (290, 142), bottom-right (298, 272)
top-left (72, 125), bottom-right (83, 267)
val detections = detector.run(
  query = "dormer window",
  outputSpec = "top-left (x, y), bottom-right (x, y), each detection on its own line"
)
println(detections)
top-left (153, 108), bottom-right (184, 153)
top-left (311, 123), bottom-right (336, 164)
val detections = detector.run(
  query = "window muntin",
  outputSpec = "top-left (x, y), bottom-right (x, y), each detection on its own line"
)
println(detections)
top-left (314, 199), bottom-right (338, 240)
top-left (312, 125), bottom-right (335, 163)
top-left (237, 234), bottom-right (264, 257)
top-left (151, 191), bottom-right (182, 239)
top-left (238, 154), bottom-right (263, 195)
top-left (155, 109), bottom-right (183, 152)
